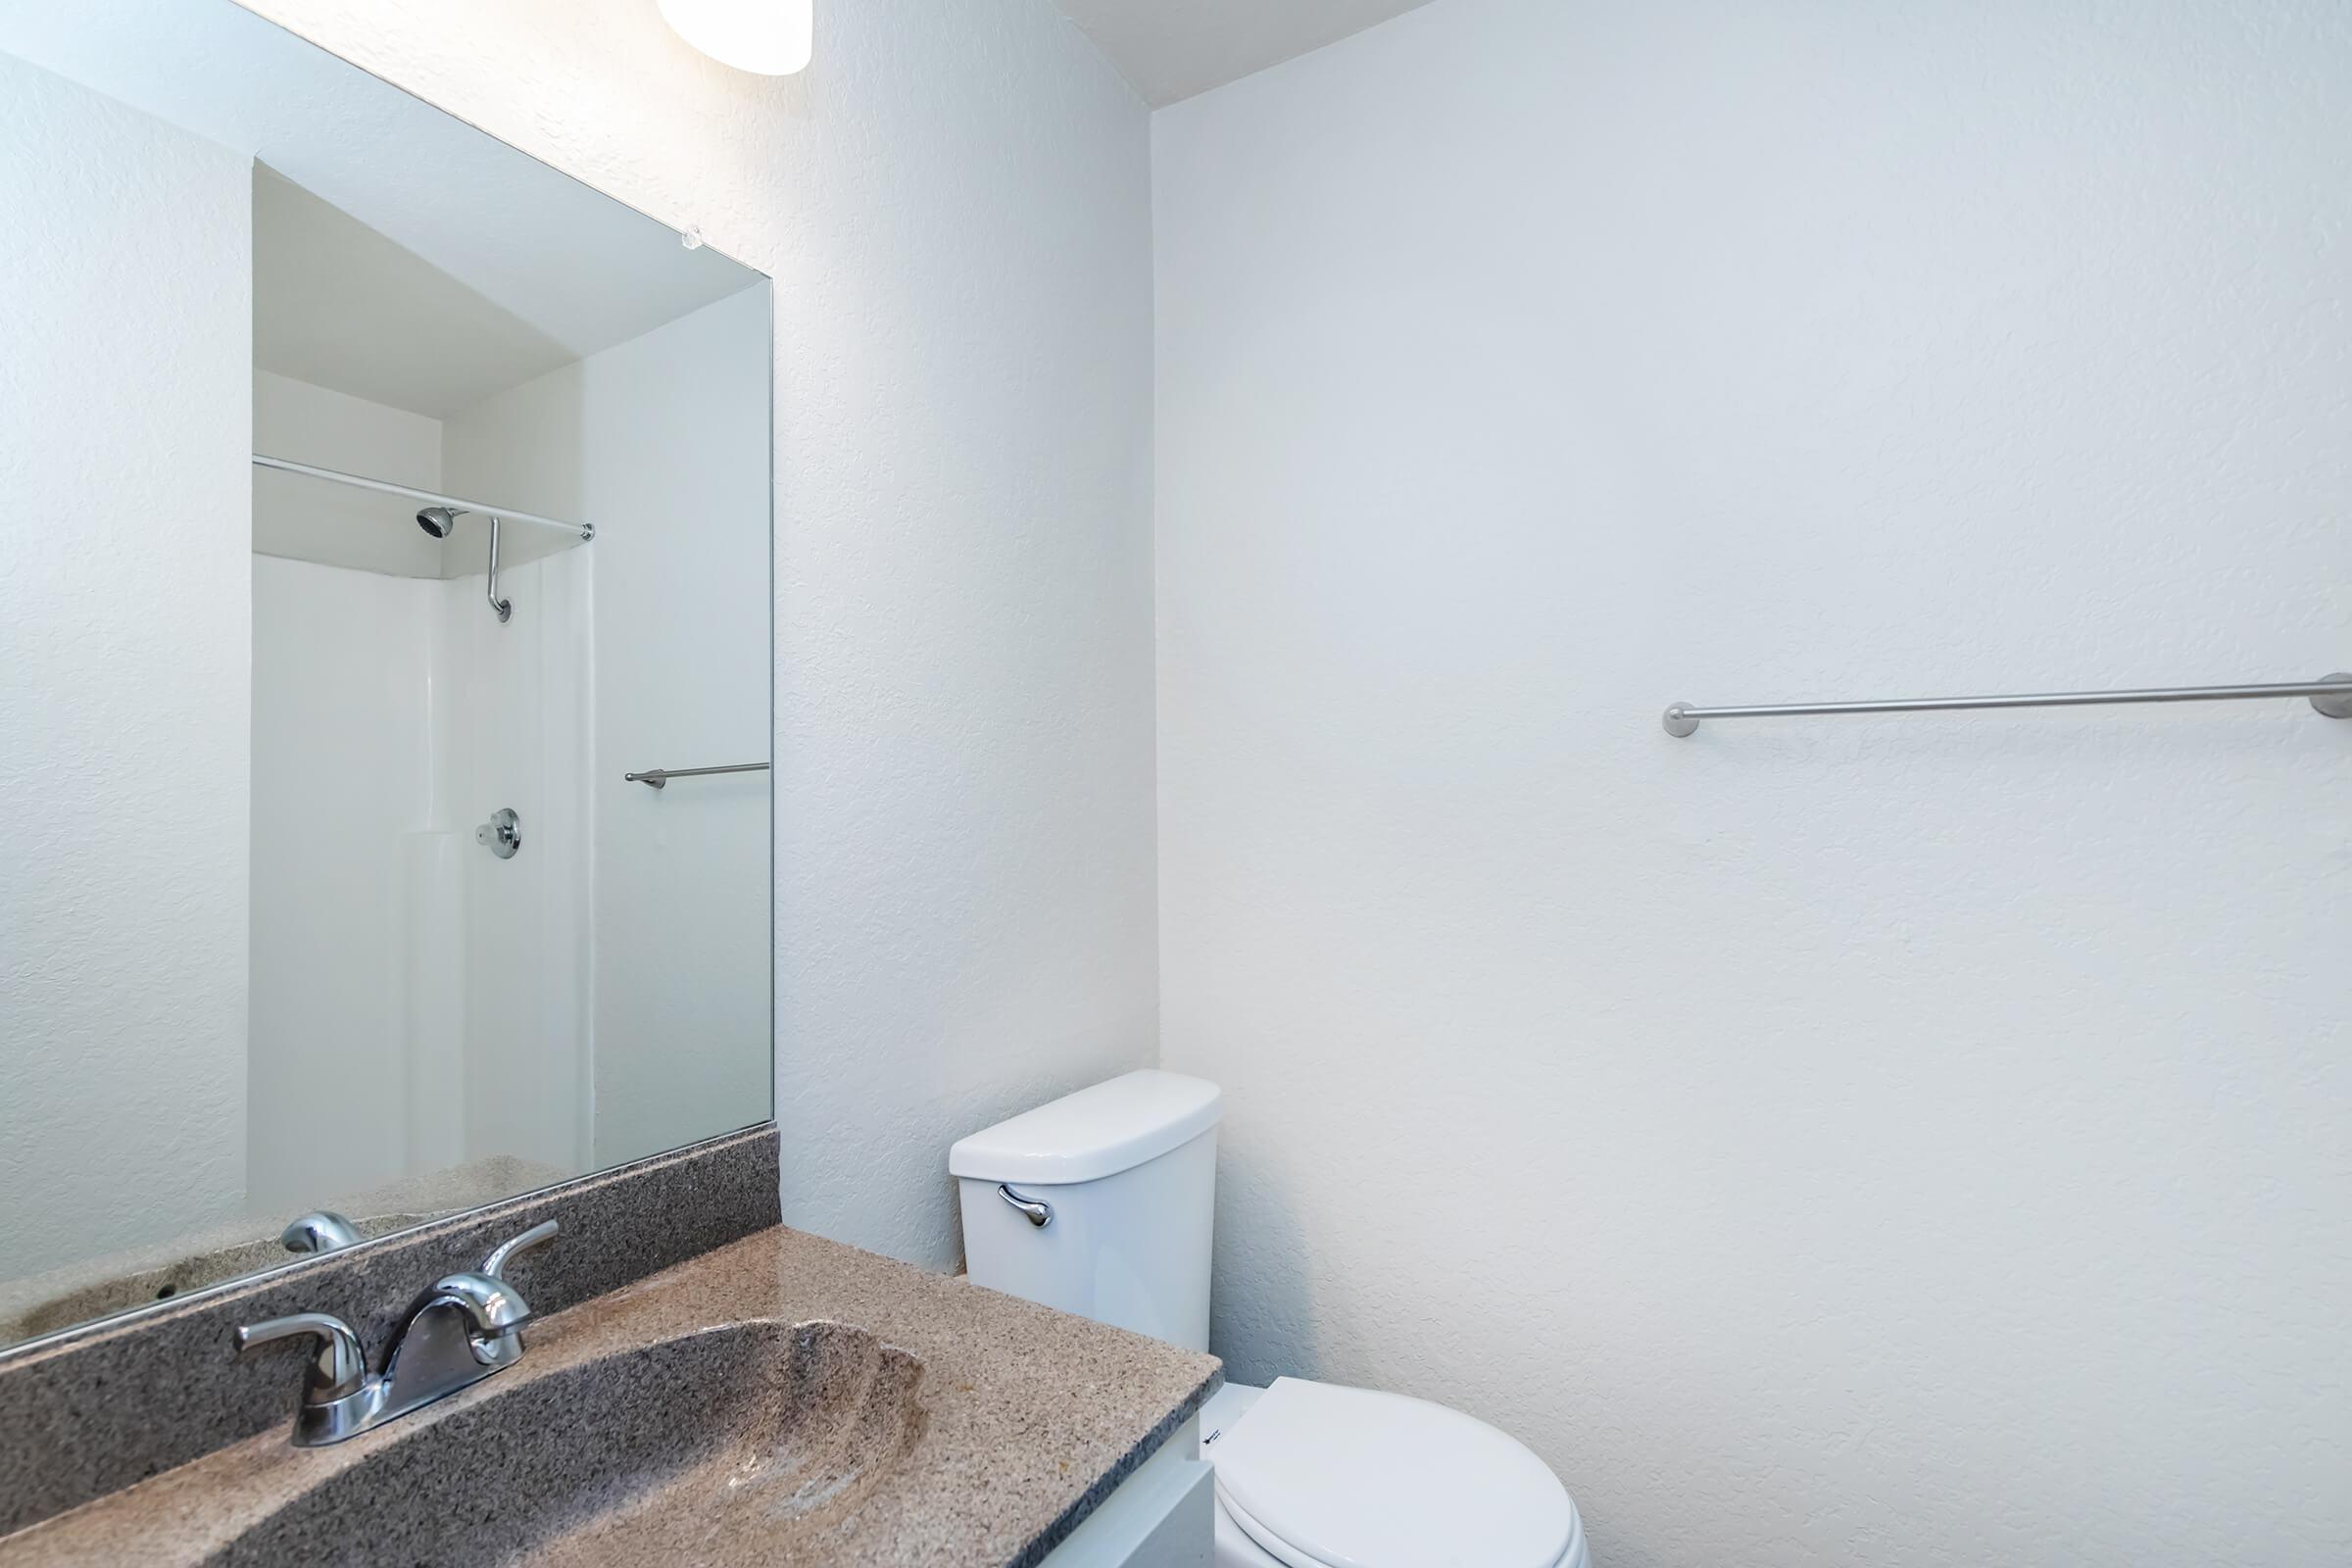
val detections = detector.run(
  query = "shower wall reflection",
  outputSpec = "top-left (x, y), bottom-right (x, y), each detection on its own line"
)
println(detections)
top-left (246, 281), bottom-right (772, 1216)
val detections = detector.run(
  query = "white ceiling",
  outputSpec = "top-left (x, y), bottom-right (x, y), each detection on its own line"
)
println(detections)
top-left (0, 0), bottom-right (760, 416)
top-left (1053, 0), bottom-right (1437, 107)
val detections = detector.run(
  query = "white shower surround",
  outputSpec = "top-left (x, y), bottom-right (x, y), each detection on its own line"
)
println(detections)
top-left (249, 548), bottom-right (595, 1207)
top-left (439, 286), bottom-right (776, 1171)
top-left (251, 289), bottom-right (774, 1204)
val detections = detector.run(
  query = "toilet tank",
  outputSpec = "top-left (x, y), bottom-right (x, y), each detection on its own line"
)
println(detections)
top-left (950, 1070), bottom-right (1221, 1351)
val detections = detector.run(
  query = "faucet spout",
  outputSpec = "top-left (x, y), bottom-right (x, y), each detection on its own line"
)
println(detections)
top-left (414, 1270), bottom-right (533, 1338)
top-left (238, 1218), bottom-right (563, 1446)
top-left (279, 1211), bottom-right (363, 1254)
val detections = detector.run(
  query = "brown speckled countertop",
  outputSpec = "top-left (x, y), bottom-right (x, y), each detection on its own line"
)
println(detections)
top-left (0, 1226), bottom-right (1221, 1567)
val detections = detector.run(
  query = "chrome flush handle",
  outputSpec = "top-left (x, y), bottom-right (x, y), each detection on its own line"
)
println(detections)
top-left (998, 1184), bottom-right (1053, 1228)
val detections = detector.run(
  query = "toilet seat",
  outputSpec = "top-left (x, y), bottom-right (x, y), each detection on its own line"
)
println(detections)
top-left (1205, 1377), bottom-right (1581, 1568)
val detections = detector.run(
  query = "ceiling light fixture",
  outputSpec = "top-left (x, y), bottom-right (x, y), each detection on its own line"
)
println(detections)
top-left (657, 0), bottom-right (812, 75)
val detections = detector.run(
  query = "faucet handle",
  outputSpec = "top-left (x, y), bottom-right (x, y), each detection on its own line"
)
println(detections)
top-left (234, 1311), bottom-right (368, 1403)
top-left (480, 1218), bottom-right (559, 1280)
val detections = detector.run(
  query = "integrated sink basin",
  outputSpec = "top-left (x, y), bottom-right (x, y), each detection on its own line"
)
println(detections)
top-left (206, 1320), bottom-right (925, 1566)
top-left (0, 1226), bottom-right (1219, 1568)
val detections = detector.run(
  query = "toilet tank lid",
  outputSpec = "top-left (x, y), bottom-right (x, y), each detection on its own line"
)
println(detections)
top-left (949, 1070), bottom-right (1222, 1185)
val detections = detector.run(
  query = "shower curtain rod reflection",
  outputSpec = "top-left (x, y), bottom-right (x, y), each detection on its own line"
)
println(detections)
top-left (252, 454), bottom-right (596, 542)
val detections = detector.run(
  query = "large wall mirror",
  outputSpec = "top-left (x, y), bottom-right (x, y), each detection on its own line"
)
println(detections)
top-left (0, 2), bottom-right (773, 1349)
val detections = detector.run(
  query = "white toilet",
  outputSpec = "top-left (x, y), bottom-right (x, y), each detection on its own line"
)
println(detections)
top-left (952, 1070), bottom-right (1591, 1568)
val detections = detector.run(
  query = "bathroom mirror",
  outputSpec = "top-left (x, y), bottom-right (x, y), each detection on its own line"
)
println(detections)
top-left (0, 2), bottom-right (773, 1349)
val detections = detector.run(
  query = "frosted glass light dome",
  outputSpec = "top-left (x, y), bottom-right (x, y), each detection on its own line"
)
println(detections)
top-left (657, 0), bottom-right (812, 75)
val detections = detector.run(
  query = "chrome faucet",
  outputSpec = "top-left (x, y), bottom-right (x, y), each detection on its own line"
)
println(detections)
top-left (235, 1219), bottom-right (560, 1446)
top-left (279, 1210), bottom-right (363, 1254)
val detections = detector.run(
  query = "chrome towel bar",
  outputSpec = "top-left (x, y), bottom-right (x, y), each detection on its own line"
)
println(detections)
top-left (623, 762), bottom-right (770, 790)
top-left (1664, 673), bottom-right (2352, 737)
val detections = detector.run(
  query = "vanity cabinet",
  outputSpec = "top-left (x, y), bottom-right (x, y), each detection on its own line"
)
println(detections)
top-left (1039, 1417), bottom-right (1214, 1568)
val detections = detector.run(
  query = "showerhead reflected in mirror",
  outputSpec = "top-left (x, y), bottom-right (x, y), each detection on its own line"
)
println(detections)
top-left (0, 1), bottom-right (773, 1352)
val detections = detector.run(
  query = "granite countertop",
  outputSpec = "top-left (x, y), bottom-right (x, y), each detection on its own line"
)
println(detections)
top-left (0, 1226), bottom-right (1222, 1566)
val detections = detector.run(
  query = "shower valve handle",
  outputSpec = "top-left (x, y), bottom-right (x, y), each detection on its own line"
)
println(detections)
top-left (476, 808), bottom-right (521, 858)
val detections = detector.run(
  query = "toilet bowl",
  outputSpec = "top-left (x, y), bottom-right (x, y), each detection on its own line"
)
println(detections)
top-left (1200, 1380), bottom-right (1589, 1568)
top-left (950, 1071), bottom-right (1592, 1568)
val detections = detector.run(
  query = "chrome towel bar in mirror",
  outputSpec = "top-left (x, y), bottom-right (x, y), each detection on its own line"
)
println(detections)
top-left (624, 762), bottom-right (772, 789)
top-left (1663, 672), bottom-right (2352, 737)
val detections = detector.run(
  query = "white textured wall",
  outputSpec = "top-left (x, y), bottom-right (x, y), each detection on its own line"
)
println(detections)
top-left (241, 0), bottom-right (1161, 1267)
top-left (1153, 2), bottom-right (2352, 1565)
top-left (0, 53), bottom-right (252, 1277)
